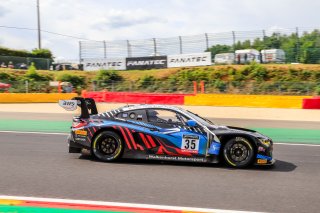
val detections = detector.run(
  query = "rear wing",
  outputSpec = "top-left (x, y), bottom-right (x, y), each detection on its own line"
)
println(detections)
top-left (59, 97), bottom-right (98, 119)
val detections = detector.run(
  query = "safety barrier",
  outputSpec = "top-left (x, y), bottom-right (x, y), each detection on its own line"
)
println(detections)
top-left (302, 97), bottom-right (320, 109)
top-left (82, 91), bottom-right (190, 105)
top-left (0, 93), bottom-right (77, 103)
top-left (0, 92), bottom-right (313, 108)
top-left (184, 94), bottom-right (311, 108)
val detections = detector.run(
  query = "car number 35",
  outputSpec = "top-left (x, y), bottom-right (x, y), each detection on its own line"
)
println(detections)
top-left (181, 135), bottom-right (199, 152)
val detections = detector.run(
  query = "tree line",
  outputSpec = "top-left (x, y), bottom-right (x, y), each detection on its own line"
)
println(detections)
top-left (0, 47), bottom-right (53, 59)
top-left (207, 29), bottom-right (320, 64)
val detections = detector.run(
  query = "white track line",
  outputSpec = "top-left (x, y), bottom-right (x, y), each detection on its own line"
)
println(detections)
top-left (0, 130), bottom-right (68, 135)
top-left (274, 142), bottom-right (320, 147)
top-left (0, 130), bottom-right (319, 147)
top-left (0, 195), bottom-right (263, 213)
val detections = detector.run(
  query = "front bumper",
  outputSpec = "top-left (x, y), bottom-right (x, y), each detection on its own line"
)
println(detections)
top-left (254, 139), bottom-right (275, 166)
top-left (254, 158), bottom-right (276, 166)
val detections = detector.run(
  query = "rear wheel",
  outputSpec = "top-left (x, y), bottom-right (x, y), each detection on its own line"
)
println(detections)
top-left (223, 137), bottom-right (254, 168)
top-left (92, 131), bottom-right (123, 162)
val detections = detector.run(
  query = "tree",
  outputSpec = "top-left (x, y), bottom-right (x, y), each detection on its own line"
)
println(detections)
top-left (299, 30), bottom-right (320, 64)
top-left (56, 73), bottom-right (85, 88)
top-left (31, 48), bottom-right (53, 59)
top-left (95, 70), bottom-right (123, 83)
top-left (24, 62), bottom-right (52, 81)
top-left (206, 44), bottom-right (233, 59)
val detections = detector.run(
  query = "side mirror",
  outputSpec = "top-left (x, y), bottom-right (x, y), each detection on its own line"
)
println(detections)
top-left (186, 120), bottom-right (197, 127)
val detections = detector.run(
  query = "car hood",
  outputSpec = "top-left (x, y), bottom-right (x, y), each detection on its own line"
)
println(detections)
top-left (209, 125), bottom-right (269, 139)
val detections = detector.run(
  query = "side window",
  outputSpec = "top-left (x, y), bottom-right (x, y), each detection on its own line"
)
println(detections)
top-left (147, 109), bottom-right (187, 124)
top-left (116, 110), bottom-right (147, 122)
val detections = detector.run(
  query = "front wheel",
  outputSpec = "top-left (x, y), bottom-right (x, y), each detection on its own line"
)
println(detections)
top-left (92, 131), bottom-right (123, 162)
top-left (223, 137), bottom-right (254, 168)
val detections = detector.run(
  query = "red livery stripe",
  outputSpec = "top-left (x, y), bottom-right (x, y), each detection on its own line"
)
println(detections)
top-left (118, 126), bottom-right (132, 149)
top-left (139, 133), bottom-right (151, 149)
top-left (146, 135), bottom-right (156, 147)
top-left (136, 144), bottom-right (144, 151)
top-left (125, 128), bottom-right (137, 150)
top-left (87, 128), bottom-right (93, 137)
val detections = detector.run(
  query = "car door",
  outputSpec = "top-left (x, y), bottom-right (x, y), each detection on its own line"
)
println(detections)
top-left (146, 109), bottom-right (208, 156)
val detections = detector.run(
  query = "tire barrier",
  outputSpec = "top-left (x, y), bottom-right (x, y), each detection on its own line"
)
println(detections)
top-left (302, 97), bottom-right (320, 109)
top-left (82, 91), bottom-right (190, 105)
top-left (184, 94), bottom-right (311, 108)
top-left (0, 93), bottom-right (77, 103)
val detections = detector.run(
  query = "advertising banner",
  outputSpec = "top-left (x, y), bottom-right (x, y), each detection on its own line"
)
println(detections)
top-left (83, 58), bottom-right (126, 71)
top-left (126, 56), bottom-right (167, 70)
top-left (168, 52), bottom-right (212, 68)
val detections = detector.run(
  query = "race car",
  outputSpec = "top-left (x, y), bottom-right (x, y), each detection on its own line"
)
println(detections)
top-left (59, 97), bottom-right (275, 168)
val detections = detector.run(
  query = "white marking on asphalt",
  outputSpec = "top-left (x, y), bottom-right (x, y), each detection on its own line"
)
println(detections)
top-left (274, 142), bottom-right (320, 147)
top-left (0, 130), bottom-right (69, 136)
top-left (0, 195), bottom-right (264, 213)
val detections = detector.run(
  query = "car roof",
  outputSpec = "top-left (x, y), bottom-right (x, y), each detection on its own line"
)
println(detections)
top-left (118, 104), bottom-right (184, 112)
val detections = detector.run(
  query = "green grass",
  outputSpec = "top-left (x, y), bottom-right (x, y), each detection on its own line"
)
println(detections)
top-left (0, 119), bottom-right (319, 144)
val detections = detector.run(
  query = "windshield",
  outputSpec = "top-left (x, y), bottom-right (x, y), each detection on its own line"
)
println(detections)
top-left (178, 108), bottom-right (216, 127)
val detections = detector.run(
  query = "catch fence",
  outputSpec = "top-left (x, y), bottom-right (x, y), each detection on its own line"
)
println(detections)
top-left (2, 80), bottom-right (317, 96)
top-left (79, 27), bottom-right (320, 64)
top-left (0, 56), bottom-right (53, 70)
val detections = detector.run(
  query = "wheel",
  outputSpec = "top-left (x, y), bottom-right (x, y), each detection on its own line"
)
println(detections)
top-left (223, 137), bottom-right (254, 168)
top-left (92, 131), bottom-right (123, 162)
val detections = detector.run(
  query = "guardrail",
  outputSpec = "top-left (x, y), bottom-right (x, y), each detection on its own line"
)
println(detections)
top-left (302, 97), bottom-right (320, 109)
top-left (0, 91), bottom-right (317, 109)
top-left (82, 90), bottom-right (313, 109)
top-left (82, 91), bottom-right (191, 105)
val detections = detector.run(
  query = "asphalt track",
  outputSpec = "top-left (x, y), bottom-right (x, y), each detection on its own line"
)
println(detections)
top-left (0, 131), bottom-right (320, 213)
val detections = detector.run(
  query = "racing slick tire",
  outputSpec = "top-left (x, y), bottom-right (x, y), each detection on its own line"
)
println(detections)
top-left (92, 131), bottom-right (124, 162)
top-left (223, 137), bottom-right (254, 168)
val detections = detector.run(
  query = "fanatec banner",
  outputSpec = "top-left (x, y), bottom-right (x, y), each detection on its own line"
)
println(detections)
top-left (83, 58), bottom-right (126, 71)
top-left (126, 56), bottom-right (167, 70)
top-left (168, 52), bottom-right (212, 68)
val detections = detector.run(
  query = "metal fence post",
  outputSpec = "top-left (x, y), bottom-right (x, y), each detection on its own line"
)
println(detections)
top-left (25, 80), bottom-right (28, 93)
top-left (79, 41), bottom-right (82, 64)
top-left (127, 40), bottom-right (132, 57)
top-left (103, 40), bottom-right (107, 59)
top-left (179, 36), bottom-right (183, 54)
top-left (47, 59), bottom-right (50, 70)
top-left (153, 38), bottom-right (157, 56)
top-left (205, 33), bottom-right (209, 50)
top-left (232, 31), bottom-right (236, 51)
top-left (296, 27), bottom-right (300, 63)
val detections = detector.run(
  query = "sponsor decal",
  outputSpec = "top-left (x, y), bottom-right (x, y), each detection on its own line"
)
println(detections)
top-left (208, 142), bottom-right (221, 155)
top-left (181, 135), bottom-right (200, 154)
top-left (258, 146), bottom-right (266, 152)
top-left (75, 137), bottom-right (86, 142)
top-left (126, 56), bottom-right (167, 70)
top-left (256, 154), bottom-right (272, 161)
top-left (75, 129), bottom-right (87, 136)
top-left (59, 100), bottom-right (77, 111)
top-left (168, 52), bottom-right (211, 68)
top-left (257, 159), bottom-right (267, 164)
top-left (83, 58), bottom-right (126, 71)
top-left (148, 155), bottom-right (206, 162)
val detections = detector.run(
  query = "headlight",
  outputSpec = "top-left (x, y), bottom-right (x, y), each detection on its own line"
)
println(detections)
top-left (258, 138), bottom-right (271, 147)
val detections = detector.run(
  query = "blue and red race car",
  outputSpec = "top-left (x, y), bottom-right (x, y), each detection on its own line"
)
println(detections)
top-left (59, 97), bottom-right (275, 168)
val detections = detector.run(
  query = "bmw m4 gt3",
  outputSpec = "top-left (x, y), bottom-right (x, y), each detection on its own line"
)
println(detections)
top-left (59, 97), bottom-right (275, 168)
